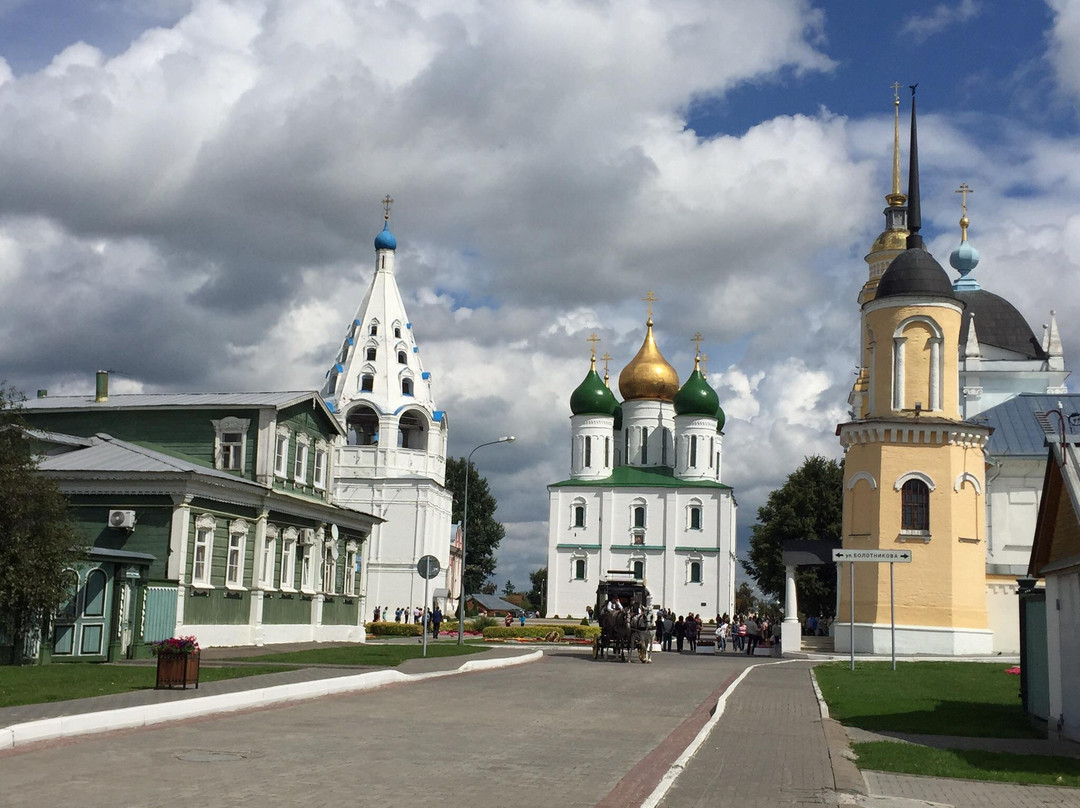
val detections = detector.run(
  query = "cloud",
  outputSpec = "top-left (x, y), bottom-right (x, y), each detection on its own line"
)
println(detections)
top-left (901, 0), bottom-right (981, 43)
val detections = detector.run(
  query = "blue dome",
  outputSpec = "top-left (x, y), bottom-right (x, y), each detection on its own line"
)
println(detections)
top-left (949, 240), bottom-right (980, 275)
top-left (374, 222), bottom-right (397, 250)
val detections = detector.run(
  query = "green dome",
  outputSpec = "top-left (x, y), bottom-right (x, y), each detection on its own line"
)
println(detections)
top-left (570, 367), bottom-right (619, 416)
top-left (715, 403), bottom-right (726, 432)
top-left (674, 368), bottom-right (719, 417)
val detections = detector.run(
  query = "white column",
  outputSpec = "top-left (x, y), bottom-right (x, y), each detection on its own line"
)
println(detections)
top-left (781, 564), bottom-right (801, 655)
top-left (169, 495), bottom-right (193, 631)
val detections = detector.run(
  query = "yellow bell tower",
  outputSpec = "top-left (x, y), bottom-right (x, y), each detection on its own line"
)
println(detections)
top-left (837, 87), bottom-right (992, 655)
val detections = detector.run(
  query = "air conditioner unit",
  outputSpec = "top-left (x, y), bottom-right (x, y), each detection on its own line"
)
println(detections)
top-left (108, 510), bottom-right (136, 530)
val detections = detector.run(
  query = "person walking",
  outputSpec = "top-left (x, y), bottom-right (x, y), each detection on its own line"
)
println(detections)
top-left (655, 611), bottom-right (664, 649)
top-left (735, 617), bottom-right (747, 652)
top-left (745, 614), bottom-right (761, 655)
top-left (674, 615), bottom-right (686, 652)
top-left (686, 614), bottom-right (698, 652)
top-left (432, 606), bottom-right (443, 638)
top-left (715, 617), bottom-right (729, 653)
top-left (662, 612), bottom-right (674, 651)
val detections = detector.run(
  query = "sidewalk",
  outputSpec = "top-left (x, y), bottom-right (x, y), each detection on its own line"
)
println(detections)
top-left (0, 642), bottom-right (539, 750)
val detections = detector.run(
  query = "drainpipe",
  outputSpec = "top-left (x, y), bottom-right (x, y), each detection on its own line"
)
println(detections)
top-left (95, 370), bottom-right (109, 403)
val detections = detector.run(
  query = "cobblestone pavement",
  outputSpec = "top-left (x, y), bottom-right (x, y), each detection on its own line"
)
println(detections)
top-left (865, 771), bottom-right (1080, 807)
top-left (0, 648), bottom-right (761, 808)
top-left (657, 662), bottom-right (837, 807)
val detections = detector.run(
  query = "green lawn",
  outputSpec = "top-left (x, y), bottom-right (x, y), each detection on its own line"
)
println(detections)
top-left (223, 643), bottom-right (485, 666)
top-left (814, 661), bottom-right (1039, 739)
top-left (0, 664), bottom-right (292, 709)
top-left (853, 742), bottom-right (1080, 788)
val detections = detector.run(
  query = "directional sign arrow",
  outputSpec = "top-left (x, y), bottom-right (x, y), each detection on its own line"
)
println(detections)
top-left (832, 549), bottom-right (913, 563)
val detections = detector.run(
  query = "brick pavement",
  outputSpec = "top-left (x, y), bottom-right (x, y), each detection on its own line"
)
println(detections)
top-left (865, 772), bottom-right (1080, 807)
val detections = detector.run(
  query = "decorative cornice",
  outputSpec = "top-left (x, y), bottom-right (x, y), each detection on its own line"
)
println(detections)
top-left (838, 420), bottom-right (990, 449)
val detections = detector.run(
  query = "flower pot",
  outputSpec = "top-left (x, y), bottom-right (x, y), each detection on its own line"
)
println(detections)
top-left (155, 651), bottom-right (201, 689)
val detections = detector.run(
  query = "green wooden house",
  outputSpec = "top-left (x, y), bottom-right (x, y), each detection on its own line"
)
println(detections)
top-left (16, 377), bottom-right (381, 663)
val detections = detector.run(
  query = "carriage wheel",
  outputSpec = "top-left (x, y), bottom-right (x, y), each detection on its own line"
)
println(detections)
top-left (592, 637), bottom-right (600, 660)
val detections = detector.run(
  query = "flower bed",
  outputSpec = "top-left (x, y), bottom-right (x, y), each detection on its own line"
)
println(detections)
top-left (482, 626), bottom-right (564, 640)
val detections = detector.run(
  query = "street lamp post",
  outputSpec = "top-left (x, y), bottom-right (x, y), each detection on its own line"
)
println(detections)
top-left (458, 436), bottom-right (516, 645)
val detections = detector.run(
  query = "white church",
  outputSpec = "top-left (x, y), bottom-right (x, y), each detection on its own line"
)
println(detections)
top-left (320, 204), bottom-right (453, 622)
top-left (546, 304), bottom-right (737, 619)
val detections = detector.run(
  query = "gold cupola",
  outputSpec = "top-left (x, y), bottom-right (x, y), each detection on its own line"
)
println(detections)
top-left (618, 293), bottom-right (679, 401)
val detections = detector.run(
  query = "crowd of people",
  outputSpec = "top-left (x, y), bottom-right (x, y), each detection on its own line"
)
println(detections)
top-left (647, 610), bottom-right (784, 655)
top-left (373, 605), bottom-right (445, 636)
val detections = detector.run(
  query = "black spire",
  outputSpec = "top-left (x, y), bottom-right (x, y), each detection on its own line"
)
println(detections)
top-left (906, 84), bottom-right (923, 250)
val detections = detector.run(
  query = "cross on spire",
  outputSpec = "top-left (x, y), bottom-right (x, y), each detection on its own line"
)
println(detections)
top-left (700, 353), bottom-right (709, 374)
top-left (601, 352), bottom-right (613, 385)
top-left (382, 194), bottom-right (394, 220)
top-left (955, 182), bottom-right (973, 214)
top-left (642, 290), bottom-right (657, 320)
top-left (691, 332), bottom-right (704, 356)
top-left (586, 332), bottom-right (601, 360)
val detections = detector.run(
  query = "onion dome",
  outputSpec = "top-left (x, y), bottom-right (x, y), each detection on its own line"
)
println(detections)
top-left (374, 221), bottom-right (397, 250)
top-left (570, 357), bottom-right (619, 416)
top-left (674, 356), bottom-right (719, 417)
top-left (618, 318), bottom-right (679, 401)
top-left (950, 186), bottom-right (980, 290)
top-left (715, 403), bottom-right (726, 433)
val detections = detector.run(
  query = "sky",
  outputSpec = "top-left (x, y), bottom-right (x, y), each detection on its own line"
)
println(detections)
top-left (2, 0), bottom-right (1080, 591)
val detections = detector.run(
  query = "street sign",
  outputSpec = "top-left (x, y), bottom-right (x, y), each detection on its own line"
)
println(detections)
top-left (832, 549), bottom-right (912, 563)
top-left (417, 555), bottom-right (441, 579)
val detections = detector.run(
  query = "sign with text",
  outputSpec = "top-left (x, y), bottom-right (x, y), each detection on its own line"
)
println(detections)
top-left (832, 549), bottom-right (912, 563)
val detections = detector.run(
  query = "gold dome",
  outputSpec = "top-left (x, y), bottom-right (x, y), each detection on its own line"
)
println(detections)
top-left (870, 227), bottom-right (908, 254)
top-left (618, 318), bottom-right (680, 401)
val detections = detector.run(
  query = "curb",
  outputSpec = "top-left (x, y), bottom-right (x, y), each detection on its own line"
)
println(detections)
top-left (0, 649), bottom-right (542, 750)
top-left (809, 666), bottom-right (868, 796)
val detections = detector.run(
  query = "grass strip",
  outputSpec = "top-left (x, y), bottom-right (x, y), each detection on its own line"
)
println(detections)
top-left (815, 661), bottom-right (1039, 739)
top-left (853, 741), bottom-right (1080, 787)
top-left (222, 643), bottom-right (485, 666)
top-left (0, 664), bottom-right (292, 708)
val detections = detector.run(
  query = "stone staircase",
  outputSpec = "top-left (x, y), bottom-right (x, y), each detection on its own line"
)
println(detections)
top-left (798, 634), bottom-right (835, 654)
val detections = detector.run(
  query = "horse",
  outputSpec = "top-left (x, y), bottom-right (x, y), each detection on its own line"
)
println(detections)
top-left (596, 608), bottom-right (631, 662)
top-left (629, 610), bottom-right (653, 663)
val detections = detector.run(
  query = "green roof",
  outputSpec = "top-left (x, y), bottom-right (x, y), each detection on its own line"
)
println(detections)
top-left (549, 465), bottom-right (731, 489)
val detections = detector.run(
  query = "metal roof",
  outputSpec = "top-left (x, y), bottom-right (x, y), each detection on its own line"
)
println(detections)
top-left (957, 288), bottom-right (1045, 359)
top-left (466, 593), bottom-right (521, 612)
top-left (23, 390), bottom-right (321, 411)
top-left (976, 394), bottom-right (1080, 458)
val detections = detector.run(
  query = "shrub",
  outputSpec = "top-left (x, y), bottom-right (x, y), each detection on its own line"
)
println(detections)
top-left (469, 615), bottom-right (498, 633)
top-left (579, 617), bottom-right (590, 626)
top-left (551, 614), bottom-right (560, 619)
top-left (482, 626), bottom-right (564, 639)
top-left (573, 625), bottom-right (601, 639)
top-left (365, 621), bottom-right (422, 636)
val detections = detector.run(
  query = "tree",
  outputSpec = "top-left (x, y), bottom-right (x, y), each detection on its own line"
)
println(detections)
top-left (734, 582), bottom-right (755, 616)
top-left (742, 455), bottom-right (842, 620)
top-left (0, 385), bottom-right (81, 663)
top-left (502, 579), bottom-right (516, 596)
top-left (528, 567), bottom-right (547, 617)
top-left (446, 456), bottom-right (506, 596)
top-left (479, 580), bottom-right (497, 596)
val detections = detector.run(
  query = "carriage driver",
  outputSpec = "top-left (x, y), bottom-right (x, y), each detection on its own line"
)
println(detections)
top-left (604, 595), bottom-right (624, 613)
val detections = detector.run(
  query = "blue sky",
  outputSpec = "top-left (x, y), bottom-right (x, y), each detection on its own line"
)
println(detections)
top-left (1, 1), bottom-right (1079, 590)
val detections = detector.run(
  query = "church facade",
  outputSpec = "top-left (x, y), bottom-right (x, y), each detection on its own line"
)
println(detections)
top-left (546, 308), bottom-right (736, 620)
top-left (319, 207), bottom-right (453, 622)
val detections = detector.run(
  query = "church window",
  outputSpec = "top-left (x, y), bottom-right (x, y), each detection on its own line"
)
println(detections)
top-left (584, 436), bottom-right (592, 467)
top-left (605, 437), bottom-right (610, 467)
top-left (641, 428), bottom-right (648, 464)
top-left (260, 525), bottom-right (277, 589)
top-left (274, 430), bottom-right (289, 478)
top-left (361, 374), bottom-right (375, 392)
top-left (366, 347), bottom-right (377, 361)
top-left (402, 378), bottom-right (413, 396)
top-left (901, 479), bottom-right (930, 532)
top-left (192, 514), bottom-right (216, 587)
top-left (689, 505), bottom-right (702, 531)
top-left (226, 520), bottom-right (248, 588)
top-left (394, 326), bottom-right (402, 338)
top-left (574, 558), bottom-right (586, 580)
top-left (573, 504), bottom-right (586, 528)
top-left (633, 505), bottom-right (646, 529)
top-left (294, 434), bottom-right (310, 483)
top-left (398, 410), bottom-right (425, 449)
top-left (369, 324), bottom-right (378, 336)
top-left (690, 435), bottom-right (698, 467)
top-left (398, 351), bottom-right (407, 364)
top-left (346, 406), bottom-right (379, 446)
top-left (633, 560), bottom-right (645, 580)
top-left (689, 561), bottom-right (702, 584)
top-left (710, 438), bottom-right (715, 468)
top-left (280, 528), bottom-right (298, 590)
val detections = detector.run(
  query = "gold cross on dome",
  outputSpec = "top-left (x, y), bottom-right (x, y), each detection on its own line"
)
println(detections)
top-left (586, 332), bottom-right (601, 359)
top-left (700, 353), bottom-right (709, 374)
top-left (642, 291), bottom-right (657, 319)
top-left (691, 332), bottom-right (704, 356)
top-left (891, 81), bottom-right (901, 104)
top-left (955, 182), bottom-right (974, 215)
top-left (601, 352), bottom-right (613, 376)
top-left (382, 194), bottom-right (394, 220)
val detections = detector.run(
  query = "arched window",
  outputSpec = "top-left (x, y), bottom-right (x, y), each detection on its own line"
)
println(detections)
top-left (346, 406), bottom-right (379, 446)
top-left (661, 427), bottom-right (670, 465)
top-left (398, 410), bottom-right (425, 449)
top-left (901, 479), bottom-right (930, 531)
top-left (574, 558), bottom-right (587, 580)
top-left (633, 560), bottom-right (645, 580)
top-left (689, 561), bottom-right (702, 584)
top-left (366, 347), bottom-right (377, 361)
top-left (690, 434), bottom-right (698, 466)
top-left (572, 502), bottom-right (586, 528)
top-left (369, 323), bottom-right (378, 336)
top-left (397, 351), bottom-right (407, 364)
top-left (633, 505), bottom-right (646, 528)
top-left (394, 325), bottom-right (402, 338)
top-left (584, 436), bottom-right (592, 467)
top-left (641, 427), bottom-right (648, 464)
top-left (401, 378), bottom-right (413, 396)
top-left (689, 504), bottom-right (702, 530)
top-left (360, 374), bottom-right (374, 392)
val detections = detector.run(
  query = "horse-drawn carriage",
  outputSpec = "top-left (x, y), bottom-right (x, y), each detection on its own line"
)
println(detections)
top-left (592, 577), bottom-right (654, 663)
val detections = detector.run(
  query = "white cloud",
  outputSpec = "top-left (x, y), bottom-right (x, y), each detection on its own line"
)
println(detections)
top-left (901, 0), bottom-right (981, 43)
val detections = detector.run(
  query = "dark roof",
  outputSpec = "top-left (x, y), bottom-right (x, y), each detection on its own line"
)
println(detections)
top-left (977, 394), bottom-right (1080, 458)
top-left (875, 248), bottom-right (956, 300)
top-left (466, 594), bottom-right (520, 612)
top-left (957, 288), bottom-right (1045, 359)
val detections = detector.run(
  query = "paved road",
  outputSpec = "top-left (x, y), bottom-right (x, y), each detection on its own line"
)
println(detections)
top-left (0, 648), bottom-right (762, 808)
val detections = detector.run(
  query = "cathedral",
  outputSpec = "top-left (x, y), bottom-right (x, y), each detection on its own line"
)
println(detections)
top-left (837, 89), bottom-right (1069, 655)
top-left (546, 302), bottom-right (737, 619)
top-left (319, 203), bottom-right (453, 621)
